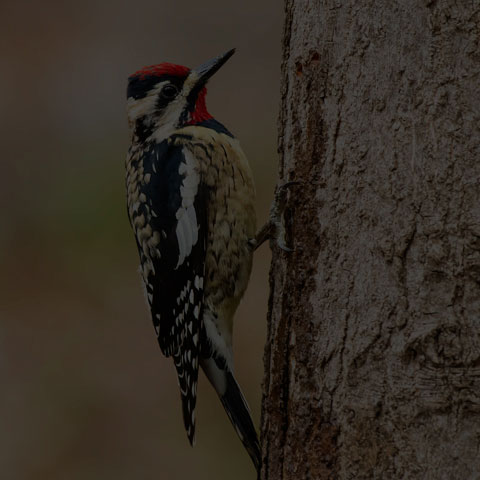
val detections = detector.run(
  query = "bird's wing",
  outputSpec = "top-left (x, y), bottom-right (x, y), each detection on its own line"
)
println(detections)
top-left (134, 140), bottom-right (207, 444)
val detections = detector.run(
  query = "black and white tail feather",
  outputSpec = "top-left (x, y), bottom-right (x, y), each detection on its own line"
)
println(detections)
top-left (173, 348), bottom-right (199, 445)
top-left (221, 371), bottom-right (261, 471)
top-left (201, 355), bottom-right (260, 471)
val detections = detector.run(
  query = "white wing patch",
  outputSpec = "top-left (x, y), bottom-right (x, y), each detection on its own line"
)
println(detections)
top-left (175, 149), bottom-right (200, 268)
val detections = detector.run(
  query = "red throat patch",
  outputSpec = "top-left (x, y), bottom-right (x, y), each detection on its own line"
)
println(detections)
top-left (189, 87), bottom-right (213, 124)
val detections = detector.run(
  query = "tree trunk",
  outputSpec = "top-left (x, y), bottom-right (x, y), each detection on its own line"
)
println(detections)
top-left (260, 1), bottom-right (480, 479)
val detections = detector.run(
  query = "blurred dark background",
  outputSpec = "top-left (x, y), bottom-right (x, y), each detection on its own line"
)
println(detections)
top-left (0, 1), bottom-right (282, 479)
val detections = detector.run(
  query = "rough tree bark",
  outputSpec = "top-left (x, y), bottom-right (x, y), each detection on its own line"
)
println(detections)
top-left (260, 1), bottom-right (480, 479)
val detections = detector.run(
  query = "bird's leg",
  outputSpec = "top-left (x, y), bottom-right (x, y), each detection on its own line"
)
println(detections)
top-left (250, 181), bottom-right (298, 252)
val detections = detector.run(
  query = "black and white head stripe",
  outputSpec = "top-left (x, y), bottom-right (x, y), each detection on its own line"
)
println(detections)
top-left (127, 73), bottom-right (187, 101)
top-left (126, 79), bottom-right (185, 139)
top-left (126, 62), bottom-right (232, 143)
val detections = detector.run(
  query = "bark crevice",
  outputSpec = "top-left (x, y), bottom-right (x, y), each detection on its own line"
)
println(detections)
top-left (261, 1), bottom-right (480, 478)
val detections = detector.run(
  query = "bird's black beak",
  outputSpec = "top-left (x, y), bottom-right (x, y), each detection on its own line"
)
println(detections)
top-left (192, 49), bottom-right (235, 87)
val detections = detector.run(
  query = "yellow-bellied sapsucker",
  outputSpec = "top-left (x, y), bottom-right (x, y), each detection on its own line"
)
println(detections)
top-left (125, 49), bottom-right (260, 471)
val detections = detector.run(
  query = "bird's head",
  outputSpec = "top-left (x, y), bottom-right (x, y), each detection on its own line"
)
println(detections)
top-left (127, 49), bottom-right (235, 141)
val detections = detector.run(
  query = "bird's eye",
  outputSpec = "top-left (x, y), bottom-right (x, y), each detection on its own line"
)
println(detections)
top-left (162, 84), bottom-right (178, 98)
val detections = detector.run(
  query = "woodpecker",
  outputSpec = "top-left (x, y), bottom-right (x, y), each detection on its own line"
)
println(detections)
top-left (125, 49), bottom-right (260, 471)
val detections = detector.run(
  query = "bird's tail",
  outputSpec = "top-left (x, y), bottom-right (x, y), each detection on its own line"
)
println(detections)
top-left (173, 351), bottom-right (198, 446)
top-left (221, 370), bottom-right (261, 472)
top-left (201, 357), bottom-right (261, 472)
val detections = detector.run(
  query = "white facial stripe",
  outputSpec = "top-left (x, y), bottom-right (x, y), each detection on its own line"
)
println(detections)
top-left (128, 72), bottom-right (203, 143)
top-left (182, 72), bottom-right (200, 95)
top-left (151, 95), bottom-right (186, 142)
top-left (126, 81), bottom-right (169, 122)
top-left (149, 73), bottom-right (201, 142)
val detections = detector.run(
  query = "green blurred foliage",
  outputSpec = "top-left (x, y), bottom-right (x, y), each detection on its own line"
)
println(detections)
top-left (0, 1), bottom-right (281, 479)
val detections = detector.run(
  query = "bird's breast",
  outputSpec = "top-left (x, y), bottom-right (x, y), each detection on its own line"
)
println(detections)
top-left (173, 128), bottom-right (256, 321)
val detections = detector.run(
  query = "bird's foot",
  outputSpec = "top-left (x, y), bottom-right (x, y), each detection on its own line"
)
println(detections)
top-left (251, 181), bottom-right (299, 252)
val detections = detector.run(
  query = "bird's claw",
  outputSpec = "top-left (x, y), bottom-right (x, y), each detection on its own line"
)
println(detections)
top-left (253, 181), bottom-right (299, 251)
